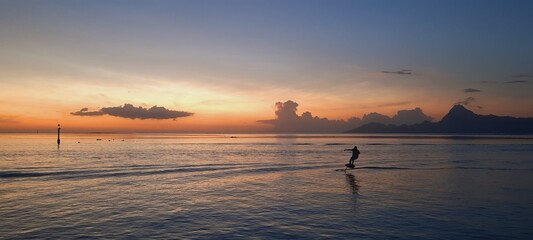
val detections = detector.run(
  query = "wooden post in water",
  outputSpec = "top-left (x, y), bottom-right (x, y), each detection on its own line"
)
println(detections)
top-left (57, 124), bottom-right (61, 145)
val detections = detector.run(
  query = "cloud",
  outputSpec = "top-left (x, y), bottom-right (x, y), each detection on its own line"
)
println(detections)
top-left (392, 108), bottom-right (433, 125)
top-left (360, 108), bottom-right (433, 125)
top-left (504, 80), bottom-right (529, 84)
top-left (258, 100), bottom-right (432, 133)
top-left (274, 100), bottom-right (299, 120)
top-left (361, 112), bottom-right (391, 124)
top-left (257, 100), bottom-right (356, 133)
top-left (455, 97), bottom-right (476, 106)
top-left (71, 104), bottom-right (193, 120)
top-left (71, 107), bottom-right (105, 116)
top-left (512, 74), bottom-right (531, 78)
top-left (463, 88), bottom-right (481, 93)
top-left (480, 75), bottom-right (531, 84)
top-left (381, 69), bottom-right (413, 75)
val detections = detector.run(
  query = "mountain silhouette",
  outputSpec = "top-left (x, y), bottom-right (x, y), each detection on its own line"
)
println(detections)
top-left (346, 105), bottom-right (533, 134)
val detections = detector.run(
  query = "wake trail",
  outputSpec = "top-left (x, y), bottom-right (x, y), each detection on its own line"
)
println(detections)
top-left (335, 166), bottom-right (533, 171)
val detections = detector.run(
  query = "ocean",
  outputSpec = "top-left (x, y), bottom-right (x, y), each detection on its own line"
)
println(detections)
top-left (1, 133), bottom-right (532, 239)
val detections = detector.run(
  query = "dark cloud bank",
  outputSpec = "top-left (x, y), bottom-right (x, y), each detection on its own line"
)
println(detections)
top-left (505, 80), bottom-right (529, 84)
top-left (381, 69), bottom-right (413, 75)
top-left (512, 74), bottom-right (531, 78)
top-left (71, 104), bottom-right (193, 120)
top-left (463, 88), bottom-right (481, 93)
top-left (480, 74), bottom-right (531, 84)
top-left (258, 100), bottom-right (432, 133)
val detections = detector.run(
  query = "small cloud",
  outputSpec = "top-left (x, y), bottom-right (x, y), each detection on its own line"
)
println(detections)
top-left (512, 74), bottom-right (531, 78)
top-left (505, 80), bottom-right (529, 84)
top-left (455, 97), bottom-right (476, 106)
top-left (381, 69), bottom-right (413, 75)
top-left (463, 88), bottom-right (481, 93)
top-left (71, 104), bottom-right (193, 120)
top-left (480, 81), bottom-right (498, 84)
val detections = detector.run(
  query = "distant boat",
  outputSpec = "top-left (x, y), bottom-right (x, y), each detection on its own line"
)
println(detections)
top-left (96, 139), bottom-right (102, 141)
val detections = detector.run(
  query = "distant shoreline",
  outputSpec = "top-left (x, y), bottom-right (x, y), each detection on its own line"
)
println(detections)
top-left (1, 132), bottom-right (533, 140)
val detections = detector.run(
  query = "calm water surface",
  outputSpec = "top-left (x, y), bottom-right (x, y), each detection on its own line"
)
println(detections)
top-left (1, 133), bottom-right (533, 239)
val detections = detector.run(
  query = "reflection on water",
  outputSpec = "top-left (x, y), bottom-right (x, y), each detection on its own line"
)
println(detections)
top-left (56, 144), bottom-right (61, 161)
top-left (345, 173), bottom-right (359, 195)
top-left (345, 173), bottom-right (360, 215)
top-left (1, 133), bottom-right (533, 239)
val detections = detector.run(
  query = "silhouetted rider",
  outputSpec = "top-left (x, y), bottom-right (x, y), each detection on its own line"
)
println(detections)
top-left (344, 146), bottom-right (360, 166)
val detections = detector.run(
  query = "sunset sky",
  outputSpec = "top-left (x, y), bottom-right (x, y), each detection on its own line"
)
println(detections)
top-left (1, 0), bottom-right (532, 133)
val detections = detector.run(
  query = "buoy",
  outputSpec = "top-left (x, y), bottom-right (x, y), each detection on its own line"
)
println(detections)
top-left (57, 124), bottom-right (61, 145)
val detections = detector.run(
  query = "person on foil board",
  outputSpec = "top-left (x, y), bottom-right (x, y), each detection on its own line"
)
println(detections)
top-left (344, 146), bottom-right (360, 169)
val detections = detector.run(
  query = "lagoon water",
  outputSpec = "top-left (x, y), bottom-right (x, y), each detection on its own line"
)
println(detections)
top-left (1, 133), bottom-right (533, 239)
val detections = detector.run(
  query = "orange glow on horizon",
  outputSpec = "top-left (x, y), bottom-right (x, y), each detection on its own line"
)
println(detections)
top-left (0, 114), bottom-right (274, 133)
top-left (2, 100), bottom-right (532, 133)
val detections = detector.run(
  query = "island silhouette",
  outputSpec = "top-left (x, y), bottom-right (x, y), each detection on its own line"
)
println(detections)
top-left (346, 105), bottom-right (533, 134)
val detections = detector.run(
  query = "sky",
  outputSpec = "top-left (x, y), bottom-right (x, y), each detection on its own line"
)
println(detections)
top-left (1, 0), bottom-right (532, 133)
